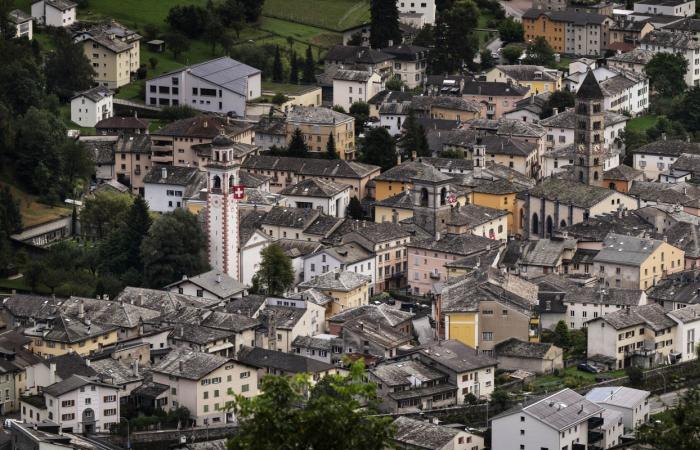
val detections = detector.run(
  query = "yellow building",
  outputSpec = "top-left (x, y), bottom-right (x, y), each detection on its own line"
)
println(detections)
top-left (26, 315), bottom-right (119, 358)
top-left (485, 65), bottom-right (561, 95)
top-left (286, 106), bottom-right (356, 160)
top-left (80, 22), bottom-right (141, 89)
top-left (298, 270), bottom-right (371, 319)
top-left (471, 179), bottom-right (531, 235)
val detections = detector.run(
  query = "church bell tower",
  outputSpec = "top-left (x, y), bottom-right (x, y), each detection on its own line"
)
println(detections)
top-left (573, 71), bottom-right (606, 187)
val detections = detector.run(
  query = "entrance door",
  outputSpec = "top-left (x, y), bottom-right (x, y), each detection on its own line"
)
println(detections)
top-left (82, 408), bottom-right (95, 435)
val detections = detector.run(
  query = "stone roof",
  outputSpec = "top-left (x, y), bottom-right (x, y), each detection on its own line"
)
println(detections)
top-left (143, 166), bottom-right (201, 186)
top-left (90, 358), bottom-right (142, 386)
top-left (261, 206), bottom-right (320, 229)
top-left (44, 353), bottom-right (97, 380)
top-left (462, 81), bottom-right (529, 97)
top-left (371, 359), bottom-right (446, 386)
top-left (471, 178), bottom-right (532, 195)
top-left (286, 105), bottom-right (353, 125)
top-left (169, 322), bottom-right (234, 345)
top-left (381, 44), bottom-right (428, 60)
top-left (154, 115), bottom-right (252, 139)
top-left (43, 375), bottom-right (116, 398)
top-left (237, 346), bottom-right (335, 373)
top-left (61, 296), bottom-right (160, 329)
top-left (242, 155), bottom-right (379, 179)
top-left (343, 318), bottom-right (411, 348)
top-left (303, 214), bottom-right (344, 236)
top-left (418, 156), bottom-right (474, 172)
top-left (411, 96), bottom-right (482, 113)
top-left (445, 204), bottom-right (509, 228)
top-left (275, 239), bottom-right (322, 259)
top-left (663, 222), bottom-right (700, 258)
top-left (168, 270), bottom-right (246, 299)
top-left (325, 45), bottom-right (394, 65)
top-left (279, 178), bottom-right (350, 198)
top-left (95, 116), bottom-right (150, 130)
top-left (8, 9), bottom-right (30, 23)
top-left (298, 270), bottom-right (370, 292)
top-left (2, 294), bottom-right (58, 320)
top-left (71, 85), bottom-right (113, 102)
top-left (565, 287), bottom-right (644, 306)
top-left (42, 314), bottom-right (117, 344)
top-left (668, 303), bottom-right (700, 323)
top-left (314, 242), bottom-right (373, 265)
top-left (392, 417), bottom-right (461, 449)
top-left (641, 29), bottom-right (700, 49)
top-left (594, 232), bottom-right (665, 266)
top-left (597, 303), bottom-right (674, 331)
top-left (160, 306), bottom-right (258, 332)
top-left (522, 8), bottom-right (610, 25)
top-left (519, 178), bottom-right (616, 208)
top-left (374, 190), bottom-right (415, 209)
top-left (152, 347), bottom-right (232, 380)
top-left (409, 233), bottom-right (499, 256)
top-left (291, 334), bottom-right (338, 351)
top-left (671, 153), bottom-right (700, 173)
top-left (466, 118), bottom-right (547, 138)
top-left (559, 210), bottom-right (653, 241)
top-left (520, 238), bottom-right (576, 267)
top-left (375, 160), bottom-right (454, 183)
top-left (540, 110), bottom-right (627, 129)
top-left (80, 137), bottom-right (115, 165)
top-left (494, 65), bottom-right (560, 82)
top-left (413, 339), bottom-right (497, 372)
top-left (368, 89), bottom-right (414, 105)
top-left (114, 287), bottom-right (220, 314)
top-left (604, 164), bottom-right (642, 181)
top-left (630, 181), bottom-right (700, 205)
top-left (333, 69), bottom-right (375, 82)
top-left (342, 221), bottom-right (411, 244)
top-left (647, 270), bottom-right (700, 304)
top-left (328, 303), bottom-right (414, 327)
top-left (607, 48), bottom-right (655, 65)
top-left (84, 32), bottom-right (133, 53)
top-left (634, 139), bottom-right (700, 157)
top-left (495, 338), bottom-right (558, 359)
top-left (224, 295), bottom-right (267, 317)
top-left (378, 100), bottom-right (412, 115)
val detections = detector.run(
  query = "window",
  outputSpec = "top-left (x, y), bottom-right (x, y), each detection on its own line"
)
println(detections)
top-left (241, 371), bottom-right (250, 379)
top-left (103, 395), bottom-right (116, 402)
top-left (242, 384), bottom-right (250, 392)
top-left (171, 387), bottom-right (177, 395)
top-left (482, 332), bottom-right (493, 341)
top-left (104, 409), bottom-right (117, 416)
top-left (62, 414), bottom-right (75, 421)
top-left (61, 400), bottom-right (74, 407)
top-left (201, 88), bottom-right (217, 96)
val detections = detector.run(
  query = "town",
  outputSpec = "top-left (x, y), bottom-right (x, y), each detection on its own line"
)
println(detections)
top-left (0, 0), bottom-right (699, 449)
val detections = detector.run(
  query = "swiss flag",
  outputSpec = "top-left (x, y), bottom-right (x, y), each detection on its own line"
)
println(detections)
top-left (232, 184), bottom-right (245, 199)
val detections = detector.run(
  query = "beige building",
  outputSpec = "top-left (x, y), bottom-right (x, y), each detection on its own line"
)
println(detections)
top-left (24, 314), bottom-right (119, 359)
top-left (151, 348), bottom-right (258, 426)
top-left (391, 416), bottom-right (484, 450)
top-left (298, 270), bottom-right (371, 319)
top-left (332, 69), bottom-right (383, 112)
top-left (286, 106), bottom-right (356, 160)
top-left (77, 22), bottom-right (141, 89)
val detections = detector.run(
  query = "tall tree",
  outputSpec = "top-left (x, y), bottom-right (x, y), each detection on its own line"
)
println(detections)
top-left (646, 52), bottom-right (688, 97)
top-left (501, 45), bottom-right (523, 64)
top-left (239, 0), bottom-right (264, 22)
top-left (45, 31), bottom-right (96, 101)
top-left (287, 127), bottom-right (309, 157)
top-left (524, 36), bottom-right (555, 67)
top-left (326, 132), bottom-right (338, 159)
top-left (401, 109), bottom-right (430, 158)
top-left (542, 90), bottom-right (575, 118)
top-left (101, 196), bottom-right (153, 281)
top-left (166, 5), bottom-right (210, 38)
top-left (81, 191), bottom-right (133, 240)
top-left (272, 45), bottom-right (283, 82)
top-left (673, 86), bottom-right (700, 132)
top-left (164, 32), bottom-right (190, 60)
top-left (431, 0), bottom-right (480, 73)
top-left (250, 244), bottom-right (294, 296)
top-left (347, 196), bottom-right (364, 219)
top-left (498, 17), bottom-right (524, 43)
top-left (0, 186), bottom-right (21, 234)
top-left (360, 127), bottom-right (397, 171)
top-left (0, 39), bottom-right (45, 115)
top-left (141, 209), bottom-right (208, 288)
top-left (302, 45), bottom-right (315, 83)
top-left (349, 101), bottom-right (370, 135)
top-left (203, 18), bottom-right (225, 54)
top-left (637, 388), bottom-right (700, 450)
top-left (289, 51), bottom-right (299, 84)
top-left (58, 139), bottom-right (94, 194)
top-left (218, 0), bottom-right (245, 27)
top-left (227, 361), bottom-right (394, 450)
top-left (479, 49), bottom-right (495, 71)
top-left (370, 0), bottom-right (401, 48)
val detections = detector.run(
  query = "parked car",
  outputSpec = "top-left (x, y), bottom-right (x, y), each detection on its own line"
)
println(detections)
top-left (577, 363), bottom-right (601, 373)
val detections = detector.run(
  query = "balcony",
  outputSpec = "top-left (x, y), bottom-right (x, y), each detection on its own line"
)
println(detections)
top-left (588, 416), bottom-right (604, 429)
top-left (588, 430), bottom-right (604, 444)
top-left (429, 272), bottom-right (441, 280)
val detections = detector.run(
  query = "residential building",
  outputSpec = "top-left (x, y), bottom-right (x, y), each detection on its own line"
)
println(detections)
top-left (241, 155), bottom-right (380, 198)
top-left (443, 133), bottom-right (541, 177)
top-left (391, 416), bottom-right (484, 450)
top-left (411, 96), bottom-right (483, 121)
top-left (341, 222), bottom-right (411, 293)
top-left (565, 66), bottom-right (649, 116)
top-left (31, 0), bottom-right (76, 27)
top-left (143, 166), bottom-right (206, 213)
top-left (297, 269), bottom-right (371, 318)
top-left (146, 57), bottom-right (262, 115)
top-left (332, 69), bottom-right (382, 112)
top-left (522, 9), bottom-right (613, 57)
top-left (586, 303), bottom-right (677, 369)
top-left (379, 100), bottom-right (412, 135)
top-left (95, 115), bottom-right (150, 135)
top-left (291, 334), bottom-right (342, 364)
top-left (491, 388), bottom-right (604, 450)
top-left (445, 204), bottom-right (510, 238)
top-left (407, 234), bottom-right (503, 296)
top-left (632, 139), bottom-right (700, 179)
top-left (324, 45), bottom-right (395, 80)
top-left (279, 178), bottom-right (351, 217)
top-left (471, 179), bottom-right (534, 235)
top-left (20, 374), bottom-right (120, 434)
top-left (327, 303), bottom-right (414, 337)
top-left (586, 386), bottom-right (650, 431)
top-left (608, 19), bottom-right (655, 53)
top-left (604, 164), bottom-right (644, 193)
top-left (340, 318), bottom-right (411, 359)
top-left (70, 86), bottom-right (113, 128)
top-left (647, 270), bottom-right (700, 311)
top-left (562, 286), bottom-right (647, 329)
top-left (485, 65), bottom-right (562, 95)
top-left (634, 0), bottom-right (695, 16)
top-left (76, 21), bottom-right (141, 89)
top-left (151, 348), bottom-right (258, 426)
top-left (396, 0), bottom-right (436, 24)
top-left (8, 9), bottom-right (32, 40)
top-left (258, 206), bottom-right (342, 242)
top-left (494, 338), bottom-right (564, 374)
top-left (166, 270), bottom-right (246, 302)
top-left (668, 304), bottom-right (700, 362)
top-left (461, 81), bottom-right (529, 119)
top-left (593, 233), bottom-right (685, 290)
top-left (276, 239), bottom-right (324, 284)
top-left (640, 30), bottom-right (700, 87)
top-left (502, 92), bottom-right (551, 123)
top-left (24, 314), bottom-right (119, 359)
top-left (237, 346), bottom-right (343, 385)
top-left (382, 45), bottom-right (429, 88)
top-left (607, 48), bottom-right (655, 76)
top-left (286, 106), bottom-right (356, 160)
top-left (112, 133), bottom-right (152, 195)
top-left (518, 238), bottom-right (577, 278)
top-left (303, 242), bottom-right (375, 287)
top-left (252, 118), bottom-right (286, 151)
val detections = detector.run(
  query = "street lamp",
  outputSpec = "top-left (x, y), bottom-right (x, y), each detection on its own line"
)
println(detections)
top-left (119, 417), bottom-right (130, 449)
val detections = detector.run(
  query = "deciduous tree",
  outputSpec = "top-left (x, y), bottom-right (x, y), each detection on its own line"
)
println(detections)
top-left (360, 127), bottom-right (397, 171)
top-left (646, 53), bottom-right (688, 97)
top-left (250, 244), bottom-right (294, 296)
top-left (524, 36), bottom-right (555, 67)
top-left (637, 388), bottom-right (700, 450)
top-left (498, 17), bottom-right (524, 43)
top-left (401, 109), bottom-right (430, 157)
top-left (164, 32), bottom-right (190, 60)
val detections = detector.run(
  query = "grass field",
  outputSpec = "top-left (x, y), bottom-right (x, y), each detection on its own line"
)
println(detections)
top-left (262, 0), bottom-right (370, 31)
top-left (529, 367), bottom-right (627, 393)
top-left (0, 181), bottom-right (71, 229)
top-left (627, 115), bottom-right (659, 133)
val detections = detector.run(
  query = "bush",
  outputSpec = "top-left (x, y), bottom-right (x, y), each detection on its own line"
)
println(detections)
top-left (136, 66), bottom-right (147, 80)
top-left (626, 366), bottom-right (644, 387)
top-left (160, 105), bottom-right (198, 121)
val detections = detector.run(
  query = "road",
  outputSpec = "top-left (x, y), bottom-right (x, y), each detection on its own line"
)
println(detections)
top-left (649, 388), bottom-right (687, 415)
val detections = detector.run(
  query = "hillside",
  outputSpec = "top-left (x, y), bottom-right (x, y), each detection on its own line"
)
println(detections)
top-left (262, 0), bottom-right (370, 31)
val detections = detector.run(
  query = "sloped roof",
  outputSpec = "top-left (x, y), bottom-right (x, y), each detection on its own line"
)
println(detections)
top-left (61, 297), bottom-right (160, 328)
top-left (519, 178), bottom-right (615, 208)
top-left (44, 374), bottom-right (116, 397)
top-left (594, 232), bottom-right (665, 266)
top-left (577, 71), bottom-right (605, 99)
top-left (413, 339), bottom-right (497, 372)
top-left (445, 204), bottom-right (509, 228)
top-left (152, 347), bottom-right (232, 380)
top-left (585, 386), bottom-right (649, 409)
top-left (279, 178), bottom-right (350, 198)
top-left (168, 270), bottom-right (246, 299)
top-left (409, 233), bottom-right (499, 256)
top-left (150, 57), bottom-right (260, 96)
top-left (392, 417), bottom-right (461, 449)
top-left (495, 338), bottom-right (558, 359)
top-left (495, 65), bottom-right (560, 82)
top-left (237, 346), bottom-right (335, 373)
top-left (298, 270), bottom-right (370, 292)
top-left (597, 303), bottom-right (674, 331)
top-left (43, 314), bottom-right (117, 343)
top-left (287, 105), bottom-right (353, 124)
top-left (520, 238), bottom-right (576, 267)
top-left (242, 155), bottom-right (379, 179)
top-left (604, 164), bottom-right (642, 181)
top-left (328, 303), bottom-right (414, 327)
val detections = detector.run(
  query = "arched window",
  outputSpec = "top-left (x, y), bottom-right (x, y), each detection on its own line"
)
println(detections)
top-left (546, 215), bottom-right (553, 237)
top-left (420, 188), bottom-right (429, 207)
top-left (609, 182), bottom-right (616, 190)
top-left (594, 171), bottom-right (599, 181)
top-left (560, 219), bottom-right (567, 227)
top-left (579, 157), bottom-right (584, 166)
top-left (440, 187), bottom-right (447, 206)
top-left (213, 175), bottom-right (221, 190)
top-left (532, 213), bottom-right (539, 235)
top-left (498, 224), bottom-right (503, 233)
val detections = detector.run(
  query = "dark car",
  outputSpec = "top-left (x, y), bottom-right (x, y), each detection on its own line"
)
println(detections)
top-left (577, 363), bottom-right (601, 373)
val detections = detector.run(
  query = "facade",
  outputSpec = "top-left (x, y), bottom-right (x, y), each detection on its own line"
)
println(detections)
top-left (640, 30), bottom-right (700, 87)
top-left (143, 166), bottom-right (206, 213)
top-left (166, 270), bottom-right (247, 302)
top-left (540, 109), bottom-right (627, 154)
top-left (632, 139), bottom-right (700, 180)
top-left (634, 0), bottom-right (695, 16)
top-left (77, 22), bottom-right (141, 89)
top-left (565, 66), bottom-right (649, 116)
top-left (397, 0), bottom-right (436, 24)
top-left (485, 65), bottom-right (562, 95)
top-left (332, 69), bottom-right (383, 112)
top-left (70, 86), bottom-right (113, 128)
top-left (297, 270), bottom-right (371, 318)
top-left (494, 338), bottom-right (564, 374)
top-left (31, 0), bottom-right (76, 27)
top-left (303, 242), bottom-right (375, 287)
top-left (523, 9), bottom-right (613, 57)
top-left (9, 9), bottom-right (32, 40)
top-left (382, 45), bottom-right (429, 88)
top-left (286, 106), bottom-right (356, 160)
top-left (146, 57), bottom-right (262, 115)
top-left (564, 288), bottom-right (647, 330)
top-left (668, 304), bottom-right (700, 362)
top-left (461, 81), bottom-right (529, 120)
top-left (607, 48), bottom-right (655, 76)
top-left (585, 386), bottom-right (650, 431)
top-left (391, 416), bottom-right (484, 450)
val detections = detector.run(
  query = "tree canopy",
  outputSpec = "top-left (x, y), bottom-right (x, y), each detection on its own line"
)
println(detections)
top-left (499, 17), bottom-right (524, 43)
top-left (360, 127), bottom-right (397, 171)
top-left (287, 128), bottom-right (309, 157)
top-left (646, 53), bottom-right (688, 98)
top-left (250, 244), bottom-right (294, 296)
top-left (370, 0), bottom-right (401, 48)
top-left (637, 388), bottom-right (700, 450)
top-left (431, 0), bottom-right (480, 73)
top-left (524, 36), bottom-right (555, 67)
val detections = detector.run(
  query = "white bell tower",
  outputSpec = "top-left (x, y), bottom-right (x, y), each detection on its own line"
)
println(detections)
top-left (206, 129), bottom-right (242, 280)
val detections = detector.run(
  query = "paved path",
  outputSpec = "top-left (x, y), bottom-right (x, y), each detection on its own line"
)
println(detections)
top-left (649, 388), bottom-right (687, 415)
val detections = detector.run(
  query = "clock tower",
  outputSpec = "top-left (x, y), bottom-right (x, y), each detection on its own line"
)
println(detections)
top-left (206, 129), bottom-right (244, 280)
top-left (573, 70), bottom-right (606, 187)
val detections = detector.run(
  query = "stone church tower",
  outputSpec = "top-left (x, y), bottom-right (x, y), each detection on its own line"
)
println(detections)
top-left (206, 130), bottom-right (243, 280)
top-left (573, 71), bottom-right (606, 187)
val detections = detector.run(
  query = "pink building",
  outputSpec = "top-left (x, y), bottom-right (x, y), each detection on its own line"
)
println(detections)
top-left (462, 81), bottom-right (529, 120)
top-left (407, 233), bottom-right (504, 296)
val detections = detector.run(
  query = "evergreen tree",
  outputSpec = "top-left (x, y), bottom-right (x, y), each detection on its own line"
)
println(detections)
top-left (287, 128), bottom-right (309, 157)
top-left (430, 0), bottom-right (480, 74)
top-left (289, 51), bottom-right (299, 83)
top-left (302, 45), bottom-right (315, 83)
top-left (524, 36), bottom-right (555, 67)
top-left (347, 196), bottom-right (364, 220)
top-left (45, 31), bottom-right (96, 101)
top-left (401, 109), bottom-right (430, 157)
top-left (272, 45), bottom-right (283, 82)
top-left (326, 132), bottom-right (338, 159)
top-left (119, 196), bottom-right (153, 275)
top-left (250, 244), bottom-right (294, 296)
top-left (360, 127), bottom-right (397, 171)
top-left (370, 0), bottom-right (401, 48)
top-left (552, 320), bottom-right (570, 349)
top-left (0, 186), bottom-right (21, 234)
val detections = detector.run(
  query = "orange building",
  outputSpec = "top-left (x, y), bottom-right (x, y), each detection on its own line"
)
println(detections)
top-left (522, 10), bottom-right (566, 53)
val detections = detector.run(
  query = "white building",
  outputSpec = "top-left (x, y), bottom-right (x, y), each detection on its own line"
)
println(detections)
top-left (566, 289), bottom-right (647, 330)
top-left (565, 66), bottom-right (649, 116)
top-left (143, 166), bottom-right (206, 213)
top-left (585, 386), bottom-right (650, 431)
top-left (397, 0), bottom-right (436, 24)
top-left (631, 139), bottom-right (700, 180)
top-left (166, 269), bottom-right (246, 301)
top-left (542, 146), bottom-right (620, 178)
top-left (9, 9), bottom-right (32, 40)
top-left (634, 0), bottom-right (695, 16)
top-left (70, 86), bottom-right (113, 128)
top-left (21, 375), bottom-right (120, 434)
top-left (239, 228), bottom-right (271, 287)
top-left (303, 242), bottom-right (375, 287)
top-left (31, 0), bottom-right (76, 27)
top-left (279, 178), bottom-right (351, 218)
top-left (146, 57), bottom-right (261, 116)
top-left (332, 69), bottom-right (383, 112)
top-left (491, 388), bottom-right (604, 450)
top-left (382, 45), bottom-right (429, 89)
top-left (379, 101), bottom-right (411, 136)
top-left (668, 304), bottom-right (700, 362)
top-left (640, 30), bottom-right (700, 87)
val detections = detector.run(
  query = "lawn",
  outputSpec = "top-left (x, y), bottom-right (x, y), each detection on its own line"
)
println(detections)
top-left (0, 181), bottom-right (71, 229)
top-left (627, 115), bottom-right (659, 133)
top-left (259, 17), bottom-right (341, 49)
top-left (528, 367), bottom-right (627, 393)
top-left (58, 104), bottom-right (96, 135)
top-left (262, 0), bottom-right (370, 31)
top-left (262, 81), bottom-right (319, 95)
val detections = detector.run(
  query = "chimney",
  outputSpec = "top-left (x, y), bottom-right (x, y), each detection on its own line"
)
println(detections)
top-left (553, 107), bottom-right (558, 115)
top-left (397, 154), bottom-right (402, 166)
top-left (216, 273), bottom-right (222, 283)
top-left (132, 360), bottom-right (139, 378)
top-left (435, 231), bottom-right (441, 240)
top-left (335, 271), bottom-right (341, 280)
top-left (359, 321), bottom-right (364, 330)
top-left (179, 360), bottom-right (183, 373)
top-left (136, 294), bottom-right (143, 307)
top-left (203, 120), bottom-right (208, 128)
top-left (78, 300), bottom-right (85, 320)
top-left (85, 358), bottom-right (91, 367)
top-left (162, 167), bottom-right (167, 179)
top-left (49, 363), bottom-right (56, 385)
